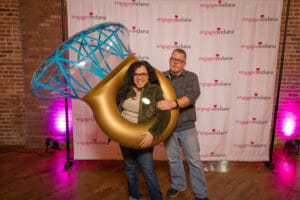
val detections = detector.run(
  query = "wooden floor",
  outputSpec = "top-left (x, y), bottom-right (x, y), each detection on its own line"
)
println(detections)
top-left (0, 147), bottom-right (299, 200)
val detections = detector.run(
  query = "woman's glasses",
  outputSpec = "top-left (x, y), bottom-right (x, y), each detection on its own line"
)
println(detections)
top-left (133, 73), bottom-right (148, 78)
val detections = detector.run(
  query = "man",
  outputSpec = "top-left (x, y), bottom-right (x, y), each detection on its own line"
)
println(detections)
top-left (157, 48), bottom-right (208, 200)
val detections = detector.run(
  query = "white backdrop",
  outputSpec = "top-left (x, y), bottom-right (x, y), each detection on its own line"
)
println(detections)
top-left (67, 0), bottom-right (283, 161)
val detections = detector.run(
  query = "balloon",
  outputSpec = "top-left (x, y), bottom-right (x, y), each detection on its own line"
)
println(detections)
top-left (31, 22), bottom-right (131, 99)
top-left (30, 22), bottom-right (178, 148)
top-left (83, 54), bottom-right (179, 149)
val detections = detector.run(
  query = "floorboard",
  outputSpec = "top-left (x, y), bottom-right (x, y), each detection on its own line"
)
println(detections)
top-left (0, 147), bottom-right (299, 200)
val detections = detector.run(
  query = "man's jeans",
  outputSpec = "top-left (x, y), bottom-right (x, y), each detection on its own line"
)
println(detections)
top-left (120, 146), bottom-right (163, 200)
top-left (164, 128), bottom-right (208, 198)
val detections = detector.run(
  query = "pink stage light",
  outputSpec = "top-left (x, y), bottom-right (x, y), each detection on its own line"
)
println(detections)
top-left (48, 99), bottom-right (72, 134)
top-left (282, 112), bottom-right (296, 137)
top-left (278, 100), bottom-right (299, 140)
top-left (55, 109), bottom-right (71, 132)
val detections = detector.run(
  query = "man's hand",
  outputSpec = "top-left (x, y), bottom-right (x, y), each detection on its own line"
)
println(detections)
top-left (156, 99), bottom-right (176, 110)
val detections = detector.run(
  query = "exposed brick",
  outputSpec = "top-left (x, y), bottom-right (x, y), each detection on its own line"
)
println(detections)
top-left (0, 0), bottom-right (299, 149)
top-left (0, 0), bottom-right (24, 146)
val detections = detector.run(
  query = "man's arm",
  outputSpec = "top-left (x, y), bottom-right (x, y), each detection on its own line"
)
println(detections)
top-left (156, 96), bottom-right (189, 110)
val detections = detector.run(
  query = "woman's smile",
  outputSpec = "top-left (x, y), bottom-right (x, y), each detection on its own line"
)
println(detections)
top-left (134, 66), bottom-right (149, 89)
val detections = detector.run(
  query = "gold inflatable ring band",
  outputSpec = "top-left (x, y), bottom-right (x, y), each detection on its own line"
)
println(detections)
top-left (83, 54), bottom-right (179, 149)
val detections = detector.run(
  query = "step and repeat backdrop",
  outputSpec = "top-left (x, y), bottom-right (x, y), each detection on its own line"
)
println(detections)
top-left (67, 0), bottom-right (283, 161)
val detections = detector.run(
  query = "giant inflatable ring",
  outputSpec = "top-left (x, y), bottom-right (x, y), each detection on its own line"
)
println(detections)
top-left (83, 54), bottom-right (179, 149)
top-left (30, 22), bottom-right (178, 149)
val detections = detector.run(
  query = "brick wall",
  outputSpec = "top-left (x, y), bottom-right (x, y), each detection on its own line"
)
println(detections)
top-left (19, 0), bottom-right (67, 148)
top-left (0, 0), bottom-right (299, 148)
top-left (0, 0), bottom-right (25, 146)
top-left (275, 0), bottom-right (300, 145)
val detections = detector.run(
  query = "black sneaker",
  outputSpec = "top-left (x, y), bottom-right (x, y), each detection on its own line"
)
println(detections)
top-left (166, 187), bottom-right (186, 198)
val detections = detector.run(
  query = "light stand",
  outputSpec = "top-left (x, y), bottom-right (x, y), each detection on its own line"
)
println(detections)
top-left (61, 0), bottom-right (73, 170)
top-left (265, 0), bottom-right (291, 170)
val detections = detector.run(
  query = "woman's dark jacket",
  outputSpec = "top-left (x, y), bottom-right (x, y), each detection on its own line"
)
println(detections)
top-left (118, 82), bottom-right (171, 138)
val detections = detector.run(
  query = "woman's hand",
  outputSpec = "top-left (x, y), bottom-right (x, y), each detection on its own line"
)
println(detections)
top-left (140, 131), bottom-right (154, 148)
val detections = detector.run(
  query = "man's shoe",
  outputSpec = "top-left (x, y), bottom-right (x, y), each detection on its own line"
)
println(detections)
top-left (195, 198), bottom-right (208, 200)
top-left (166, 187), bottom-right (186, 198)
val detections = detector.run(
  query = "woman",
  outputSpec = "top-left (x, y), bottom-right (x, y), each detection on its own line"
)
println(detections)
top-left (117, 60), bottom-right (170, 200)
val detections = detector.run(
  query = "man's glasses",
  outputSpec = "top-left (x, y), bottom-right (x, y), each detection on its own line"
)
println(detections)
top-left (169, 57), bottom-right (185, 64)
top-left (133, 73), bottom-right (148, 78)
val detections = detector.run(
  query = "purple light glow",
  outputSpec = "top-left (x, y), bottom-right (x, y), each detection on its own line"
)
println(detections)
top-left (278, 100), bottom-right (299, 140)
top-left (276, 158), bottom-right (297, 186)
top-left (55, 109), bottom-right (72, 132)
top-left (282, 112), bottom-right (296, 137)
top-left (48, 99), bottom-right (72, 134)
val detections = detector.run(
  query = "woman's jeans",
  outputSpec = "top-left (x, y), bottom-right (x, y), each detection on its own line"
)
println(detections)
top-left (164, 128), bottom-right (208, 199)
top-left (120, 146), bottom-right (163, 200)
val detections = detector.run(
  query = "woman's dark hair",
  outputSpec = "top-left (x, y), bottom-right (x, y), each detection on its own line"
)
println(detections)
top-left (117, 60), bottom-right (160, 103)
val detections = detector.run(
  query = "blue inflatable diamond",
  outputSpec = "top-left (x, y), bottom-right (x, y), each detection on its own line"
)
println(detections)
top-left (31, 22), bottom-right (131, 99)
